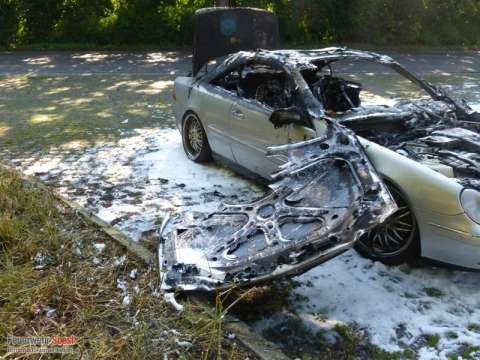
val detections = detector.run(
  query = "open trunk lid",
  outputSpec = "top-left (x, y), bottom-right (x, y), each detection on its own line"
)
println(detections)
top-left (192, 7), bottom-right (280, 76)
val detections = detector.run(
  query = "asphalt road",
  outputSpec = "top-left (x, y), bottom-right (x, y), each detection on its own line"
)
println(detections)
top-left (1, 50), bottom-right (480, 76)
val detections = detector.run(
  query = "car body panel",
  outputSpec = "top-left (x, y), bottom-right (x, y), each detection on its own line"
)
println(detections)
top-left (173, 76), bottom-right (193, 129)
top-left (359, 138), bottom-right (464, 216)
top-left (160, 131), bottom-right (397, 291)
top-left (197, 84), bottom-right (237, 161)
top-left (422, 219), bottom-right (480, 269)
top-left (229, 99), bottom-right (289, 177)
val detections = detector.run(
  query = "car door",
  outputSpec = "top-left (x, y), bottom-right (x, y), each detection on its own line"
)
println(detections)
top-left (196, 68), bottom-right (244, 161)
top-left (229, 99), bottom-right (290, 178)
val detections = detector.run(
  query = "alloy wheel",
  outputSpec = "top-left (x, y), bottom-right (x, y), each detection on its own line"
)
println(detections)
top-left (361, 186), bottom-right (416, 257)
top-left (186, 115), bottom-right (204, 156)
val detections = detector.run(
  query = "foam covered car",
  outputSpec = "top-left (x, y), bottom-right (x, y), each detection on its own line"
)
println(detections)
top-left (165, 7), bottom-right (480, 291)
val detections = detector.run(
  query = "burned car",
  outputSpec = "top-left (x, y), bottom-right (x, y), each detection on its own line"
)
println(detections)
top-left (164, 7), bottom-right (480, 291)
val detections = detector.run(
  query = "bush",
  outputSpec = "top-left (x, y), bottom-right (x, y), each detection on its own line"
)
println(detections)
top-left (53, 0), bottom-right (112, 43)
top-left (1, 0), bottom-right (479, 49)
top-left (0, 0), bottom-right (18, 47)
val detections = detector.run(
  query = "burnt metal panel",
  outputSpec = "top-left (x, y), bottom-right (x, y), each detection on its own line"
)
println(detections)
top-left (159, 125), bottom-right (397, 292)
top-left (193, 7), bottom-right (280, 75)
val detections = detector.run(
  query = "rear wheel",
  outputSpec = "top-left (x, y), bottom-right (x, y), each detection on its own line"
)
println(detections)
top-left (182, 113), bottom-right (211, 163)
top-left (355, 184), bottom-right (419, 265)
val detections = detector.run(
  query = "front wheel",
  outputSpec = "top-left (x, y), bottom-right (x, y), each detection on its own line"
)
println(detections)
top-left (355, 184), bottom-right (420, 265)
top-left (182, 113), bottom-right (211, 163)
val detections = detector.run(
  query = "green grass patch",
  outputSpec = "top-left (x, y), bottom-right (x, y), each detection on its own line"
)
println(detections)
top-left (423, 287), bottom-right (444, 298)
top-left (468, 323), bottom-right (480, 333)
top-left (0, 75), bottom-right (174, 158)
top-left (448, 345), bottom-right (480, 360)
top-left (425, 334), bottom-right (440, 348)
top-left (260, 317), bottom-right (415, 360)
top-left (446, 331), bottom-right (459, 339)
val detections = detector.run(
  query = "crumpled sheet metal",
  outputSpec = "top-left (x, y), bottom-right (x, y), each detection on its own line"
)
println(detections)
top-left (345, 98), bottom-right (480, 191)
top-left (158, 128), bottom-right (397, 292)
top-left (396, 127), bottom-right (480, 190)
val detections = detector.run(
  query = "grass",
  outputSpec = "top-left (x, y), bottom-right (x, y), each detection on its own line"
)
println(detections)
top-left (259, 317), bottom-right (417, 360)
top-left (0, 165), bottom-right (252, 359)
top-left (445, 331), bottom-right (459, 339)
top-left (423, 287), bottom-right (444, 298)
top-left (0, 75), bottom-right (175, 159)
top-left (468, 323), bottom-right (480, 333)
top-left (425, 334), bottom-right (440, 348)
top-left (448, 345), bottom-right (480, 360)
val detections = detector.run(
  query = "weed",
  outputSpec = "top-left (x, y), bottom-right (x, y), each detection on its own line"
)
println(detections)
top-left (446, 331), bottom-right (459, 339)
top-left (467, 323), bottom-right (480, 333)
top-left (423, 287), bottom-right (444, 297)
top-left (425, 334), bottom-right (440, 348)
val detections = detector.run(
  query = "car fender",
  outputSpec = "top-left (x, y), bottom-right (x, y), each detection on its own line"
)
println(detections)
top-left (173, 76), bottom-right (195, 132)
top-left (358, 137), bottom-right (464, 216)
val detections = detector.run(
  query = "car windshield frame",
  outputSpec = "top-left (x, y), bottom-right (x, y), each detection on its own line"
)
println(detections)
top-left (310, 56), bottom-right (440, 101)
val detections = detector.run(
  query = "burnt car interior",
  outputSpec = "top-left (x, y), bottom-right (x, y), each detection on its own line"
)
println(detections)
top-left (214, 60), bottom-right (363, 114)
top-left (211, 53), bottom-right (480, 192)
top-left (212, 64), bottom-right (292, 109)
top-left (302, 64), bottom-right (362, 113)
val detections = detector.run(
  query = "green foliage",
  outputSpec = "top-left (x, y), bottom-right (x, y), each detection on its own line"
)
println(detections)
top-left (54, 0), bottom-right (112, 43)
top-left (0, 0), bottom-right (18, 46)
top-left (423, 286), bottom-right (444, 297)
top-left (1, 0), bottom-right (480, 48)
top-left (425, 333), bottom-right (440, 348)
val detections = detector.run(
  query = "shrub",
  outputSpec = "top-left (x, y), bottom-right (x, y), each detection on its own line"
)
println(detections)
top-left (1, 0), bottom-right (480, 48)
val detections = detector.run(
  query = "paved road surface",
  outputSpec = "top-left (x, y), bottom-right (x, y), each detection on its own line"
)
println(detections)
top-left (0, 50), bottom-right (480, 76)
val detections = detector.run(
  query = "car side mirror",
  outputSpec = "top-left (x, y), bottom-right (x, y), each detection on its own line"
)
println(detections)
top-left (269, 107), bottom-right (303, 128)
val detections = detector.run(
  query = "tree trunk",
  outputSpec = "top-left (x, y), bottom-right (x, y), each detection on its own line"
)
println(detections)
top-left (216, 0), bottom-right (229, 6)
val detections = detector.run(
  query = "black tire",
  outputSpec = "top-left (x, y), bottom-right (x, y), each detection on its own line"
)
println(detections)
top-left (354, 183), bottom-right (420, 265)
top-left (182, 112), bottom-right (211, 163)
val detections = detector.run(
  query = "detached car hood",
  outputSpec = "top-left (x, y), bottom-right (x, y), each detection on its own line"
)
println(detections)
top-left (159, 124), bottom-right (397, 291)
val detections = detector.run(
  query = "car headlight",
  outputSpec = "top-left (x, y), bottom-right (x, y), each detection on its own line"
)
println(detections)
top-left (460, 189), bottom-right (480, 224)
